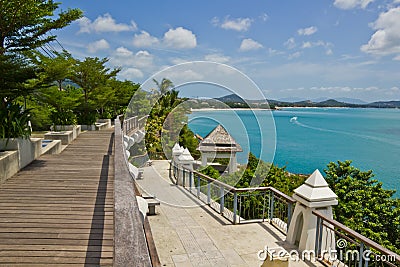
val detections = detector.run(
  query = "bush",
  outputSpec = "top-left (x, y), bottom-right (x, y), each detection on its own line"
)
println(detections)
top-left (0, 103), bottom-right (31, 140)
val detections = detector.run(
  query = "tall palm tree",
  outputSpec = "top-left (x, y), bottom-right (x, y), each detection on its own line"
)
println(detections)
top-left (152, 78), bottom-right (174, 95)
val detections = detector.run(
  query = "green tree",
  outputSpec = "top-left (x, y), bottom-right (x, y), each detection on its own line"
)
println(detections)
top-left (199, 165), bottom-right (220, 179)
top-left (179, 125), bottom-right (199, 159)
top-left (325, 160), bottom-right (400, 253)
top-left (28, 50), bottom-right (74, 91)
top-left (0, 0), bottom-right (82, 55)
top-left (0, 54), bottom-right (36, 108)
top-left (106, 79), bottom-right (139, 118)
top-left (152, 78), bottom-right (174, 95)
top-left (0, 0), bottom-right (81, 136)
top-left (144, 79), bottom-right (199, 160)
top-left (70, 57), bottom-right (120, 124)
top-left (37, 85), bottom-right (81, 126)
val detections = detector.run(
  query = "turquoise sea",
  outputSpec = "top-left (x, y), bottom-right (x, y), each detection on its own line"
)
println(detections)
top-left (188, 108), bottom-right (400, 196)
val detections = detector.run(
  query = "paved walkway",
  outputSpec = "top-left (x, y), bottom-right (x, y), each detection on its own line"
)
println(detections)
top-left (136, 161), bottom-right (312, 267)
top-left (0, 130), bottom-right (114, 266)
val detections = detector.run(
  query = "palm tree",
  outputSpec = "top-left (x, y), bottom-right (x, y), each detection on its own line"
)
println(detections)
top-left (152, 78), bottom-right (174, 95)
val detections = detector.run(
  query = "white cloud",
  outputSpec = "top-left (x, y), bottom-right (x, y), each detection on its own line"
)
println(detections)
top-left (163, 27), bottom-right (197, 49)
top-left (87, 39), bottom-right (110, 53)
top-left (161, 69), bottom-right (204, 82)
top-left (110, 47), bottom-right (154, 70)
top-left (394, 55), bottom-right (400, 60)
top-left (284, 38), bottom-right (296, 49)
top-left (309, 86), bottom-right (379, 92)
top-left (115, 46), bottom-right (134, 57)
top-left (302, 42), bottom-right (312, 48)
top-left (297, 26), bottom-right (318, 36)
top-left (133, 31), bottom-right (159, 47)
top-left (77, 13), bottom-right (137, 33)
top-left (119, 68), bottom-right (144, 79)
top-left (268, 48), bottom-right (285, 56)
top-left (288, 51), bottom-right (302, 59)
top-left (301, 40), bottom-right (334, 55)
top-left (133, 50), bottom-right (154, 69)
top-left (302, 40), bottom-right (332, 48)
top-left (204, 53), bottom-right (231, 63)
top-left (239, 38), bottom-right (264, 51)
top-left (333, 0), bottom-right (374, 9)
top-left (213, 16), bottom-right (253, 31)
top-left (361, 7), bottom-right (400, 56)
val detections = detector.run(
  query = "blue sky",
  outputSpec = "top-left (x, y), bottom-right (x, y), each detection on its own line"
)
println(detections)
top-left (56, 0), bottom-right (400, 102)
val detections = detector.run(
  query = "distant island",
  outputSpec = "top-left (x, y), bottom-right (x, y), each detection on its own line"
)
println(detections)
top-left (188, 94), bottom-right (400, 110)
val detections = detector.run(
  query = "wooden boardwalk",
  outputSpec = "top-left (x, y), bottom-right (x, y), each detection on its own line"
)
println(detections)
top-left (0, 130), bottom-right (115, 266)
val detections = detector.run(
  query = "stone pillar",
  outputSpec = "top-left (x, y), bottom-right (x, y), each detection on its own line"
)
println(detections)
top-left (172, 143), bottom-right (184, 167)
top-left (171, 143), bottom-right (184, 180)
top-left (286, 169), bottom-right (338, 252)
top-left (228, 153), bottom-right (237, 174)
top-left (201, 153), bottom-right (208, 166)
top-left (177, 148), bottom-right (194, 187)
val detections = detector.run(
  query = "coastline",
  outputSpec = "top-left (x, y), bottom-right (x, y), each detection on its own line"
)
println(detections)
top-left (190, 106), bottom-right (400, 112)
top-left (190, 108), bottom-right (273, 111)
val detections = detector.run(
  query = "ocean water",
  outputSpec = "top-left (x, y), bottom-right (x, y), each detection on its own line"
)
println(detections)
top-left (188, 108), bottom-right (400, 196)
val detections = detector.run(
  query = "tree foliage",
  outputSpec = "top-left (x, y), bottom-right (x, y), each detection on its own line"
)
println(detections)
top-left (179, 124), bottom-right (200, 159)
top-left (28, 50), bottom-right (74, 90)
top-left (69, 57), bottom-right (120, 124)
top-left (325, 160), bottom-right (400, 253)
top-left (0, 0), bottom-right (82, 55)
top-left (145, 79), bottom-right (199, 159)
top-left (0, 54), bottom-right (37, 107)
top-left (152, 78), bottom-right (174, 95)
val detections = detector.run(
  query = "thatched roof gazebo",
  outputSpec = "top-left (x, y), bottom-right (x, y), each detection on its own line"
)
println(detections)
top-left (197, 124), bottom-right (242, 174)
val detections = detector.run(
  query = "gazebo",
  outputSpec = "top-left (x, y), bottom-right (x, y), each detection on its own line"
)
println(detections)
top-left (197, 124), bottom-right (242, 174)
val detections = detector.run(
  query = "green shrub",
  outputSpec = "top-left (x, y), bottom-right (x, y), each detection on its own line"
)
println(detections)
top-left (0, 103), bottom-right (31, 140)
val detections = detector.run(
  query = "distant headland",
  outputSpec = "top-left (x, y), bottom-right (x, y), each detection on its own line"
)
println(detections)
top-left (187, 94), bottom-right (400, 110)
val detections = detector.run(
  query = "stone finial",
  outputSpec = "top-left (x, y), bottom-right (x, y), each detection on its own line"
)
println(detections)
top-left (128, 163), bottom-right (139, 179)
top-left (178, 148), bottom-right (194, 162)
top-left (172, 143), bottom-right (184, 159)
top-left (293, 169), bottom-right (338, 208)
top-left (172, 143), bottom-right (183, 153)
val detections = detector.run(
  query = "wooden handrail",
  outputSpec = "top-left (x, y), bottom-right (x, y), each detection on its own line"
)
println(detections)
top-left (114, 116), bottom-right (152, 266)
top-left (312, 210), bottom-right (400, 263)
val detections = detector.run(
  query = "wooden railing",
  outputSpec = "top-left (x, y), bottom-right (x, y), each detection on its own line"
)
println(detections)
top-left (113, 116), bottom-right (152, 266)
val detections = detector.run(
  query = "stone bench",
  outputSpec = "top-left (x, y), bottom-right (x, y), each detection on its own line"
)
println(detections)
top-left (95, 122), bottom-right (109, 131)
top-left (50, 125), bottom-right (81, 140)
top-left (141, 192), bottom-right (160, 215)
top-left (41, 139), bottom-right (62, 155)
top-left (44, 131), bottom-right (73, 145)
top-left (0, 151), bottom-right (19, 183)
top-left (146, 199), bottom-right (160, 215)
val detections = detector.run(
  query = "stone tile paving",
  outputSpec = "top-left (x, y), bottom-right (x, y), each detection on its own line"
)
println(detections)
top-left (137, 160), bottom-right (321, 267)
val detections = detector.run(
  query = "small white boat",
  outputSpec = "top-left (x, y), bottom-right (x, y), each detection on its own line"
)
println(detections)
top-left (290, 116), bottom-right (298, 122)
